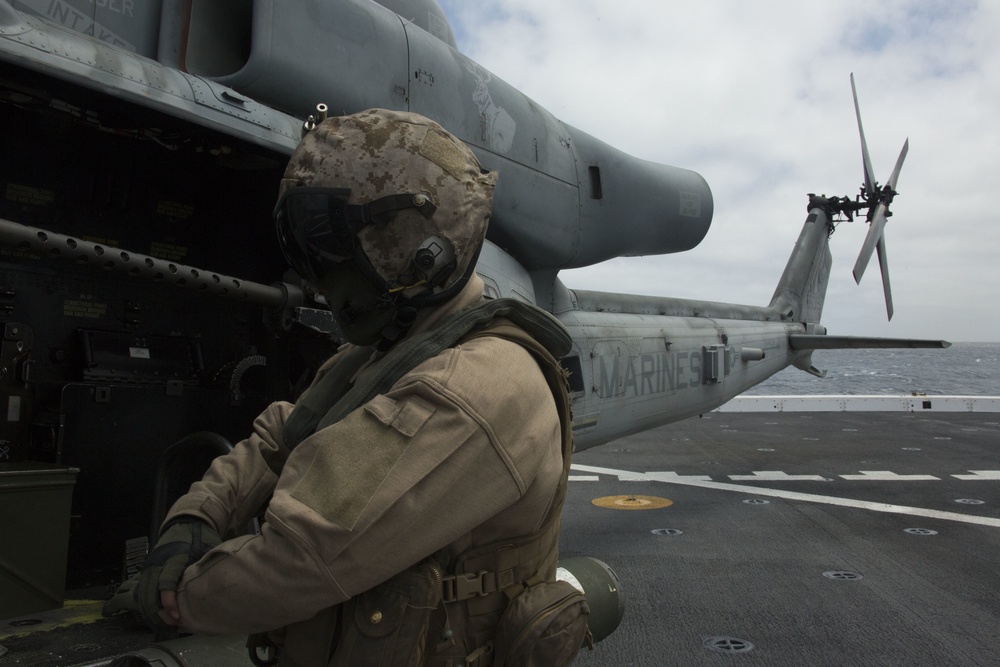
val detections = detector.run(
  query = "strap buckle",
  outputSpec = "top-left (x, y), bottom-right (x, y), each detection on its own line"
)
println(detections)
top-left (465, 642), bottom-right (493, 666)
top-left (442, 570), bottom-right (494, 602)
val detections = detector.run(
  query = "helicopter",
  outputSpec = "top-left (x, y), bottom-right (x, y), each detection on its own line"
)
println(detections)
top-left (0, 0), bottom-right (945, 651)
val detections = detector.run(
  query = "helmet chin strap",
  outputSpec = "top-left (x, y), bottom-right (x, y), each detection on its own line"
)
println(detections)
top-left (373, 268), bottom-right (450, 351)
top-left (375, 305), bottom-right (418, 352)
top-left (372, 255), bottom-right (460, 351)
top-left (371, 238), bottom-right (484, 352)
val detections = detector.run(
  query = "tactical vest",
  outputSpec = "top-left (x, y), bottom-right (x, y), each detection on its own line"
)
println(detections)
top-left (278, 299), bottom-right (579, 666)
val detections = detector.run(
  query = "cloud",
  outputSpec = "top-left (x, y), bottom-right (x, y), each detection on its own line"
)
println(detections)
top-left (438, 0), bottom-right (1000, 341)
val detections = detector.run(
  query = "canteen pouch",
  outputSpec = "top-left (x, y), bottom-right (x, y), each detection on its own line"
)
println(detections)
top-left (492, 580), bottom-right (592, 667)
top-left (330, 559), bottom-right (443, 667)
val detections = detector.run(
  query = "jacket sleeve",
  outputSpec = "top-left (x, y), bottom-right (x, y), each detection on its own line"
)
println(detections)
top-left (163, 400), bottom-right (295, 538)
top-left (172, 337), bottom-right (561, 636)
top-left (162, 345), bottom-right (358, 536)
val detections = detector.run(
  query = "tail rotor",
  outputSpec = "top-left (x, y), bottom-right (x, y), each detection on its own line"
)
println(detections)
top-left (849, 74), bottom-right (908, 320)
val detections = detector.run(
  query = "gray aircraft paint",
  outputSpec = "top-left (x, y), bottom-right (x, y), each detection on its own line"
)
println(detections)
top-left (0, 3), bottom-right (955, 642)
top-left (0, 0), bottom-right (943, 462)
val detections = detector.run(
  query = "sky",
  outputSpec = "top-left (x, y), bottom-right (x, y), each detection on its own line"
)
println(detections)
top-left (435, 0), bottom-right (999, 342)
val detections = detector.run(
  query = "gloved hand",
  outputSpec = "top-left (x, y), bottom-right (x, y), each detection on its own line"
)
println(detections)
top-left (135, 518), bottom-right (222, 630)
top-left (102, 571), bottom-right (141, 618)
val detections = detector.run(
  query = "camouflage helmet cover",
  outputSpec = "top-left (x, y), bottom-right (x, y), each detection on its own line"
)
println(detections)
top-left (279, 108), bottom-right (498, 297)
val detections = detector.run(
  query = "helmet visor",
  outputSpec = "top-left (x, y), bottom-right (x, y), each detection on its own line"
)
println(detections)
top-left (274, 187), bottom-right (359, 283)
top-left (274, 186), bottom-right (439, 283)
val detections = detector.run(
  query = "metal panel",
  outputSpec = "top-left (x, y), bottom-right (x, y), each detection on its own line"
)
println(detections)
top-left (0, 462), bottom-right (78, 617)
top-left (58, 383), bottom-right (264, 586)
top-left (12, 0), bottom-right (164, 57)
top-left (194, 0), bottom-right (411, 119)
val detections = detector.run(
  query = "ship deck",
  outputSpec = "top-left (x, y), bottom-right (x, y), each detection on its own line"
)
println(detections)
top-left (2, 409), bottom-right (999, 666)
top-left (565, 410), bottom-right (1000, 666)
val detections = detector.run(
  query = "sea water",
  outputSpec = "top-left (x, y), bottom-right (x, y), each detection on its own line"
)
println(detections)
top-left (746, 342), bottom-right (1000, 396)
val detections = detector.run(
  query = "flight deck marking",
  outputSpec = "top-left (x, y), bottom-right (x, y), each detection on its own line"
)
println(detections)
top-left (839, 471), bottom-right (940, 481)
top-left (636, 471), bottom-right (712, 483)
top-left (730, 471), bottom-right (829, 482)
top-left (952, 470), bottom-right (1000, 480)
top-left (592, 495), bottom-right (673, 510)
top-left (0, 600), bottom-right (106, 638)
top-left (570, 464), bottom-right (1000, 528)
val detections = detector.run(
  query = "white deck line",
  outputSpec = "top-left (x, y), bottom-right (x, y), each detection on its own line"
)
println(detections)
top-left (715, 395), bottom-right (1000, 412)
top-left (571, 464), bottom-right (1000, 529)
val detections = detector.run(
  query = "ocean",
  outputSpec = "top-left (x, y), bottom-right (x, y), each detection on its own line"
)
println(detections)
top-left (746, 342), bottom-right (1000, 396)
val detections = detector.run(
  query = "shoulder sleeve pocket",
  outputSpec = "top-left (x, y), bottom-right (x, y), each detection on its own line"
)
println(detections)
top-left (364, 394), bottom-right (435, 437)
top-left (289, 395), bottom-right (437, 529)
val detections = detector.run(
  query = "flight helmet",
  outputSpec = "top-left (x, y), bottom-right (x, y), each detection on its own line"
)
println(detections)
top-left (274, 108), bottom-right (497, 347)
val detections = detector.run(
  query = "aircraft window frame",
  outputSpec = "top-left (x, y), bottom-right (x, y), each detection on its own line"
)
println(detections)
top-left (561, 355), bottom-right (585, 395)
top-left (588, 166), bottom-right (603, 200)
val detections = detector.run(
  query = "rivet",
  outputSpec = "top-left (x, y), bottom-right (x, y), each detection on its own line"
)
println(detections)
top-left (413, 194), bottom-right (428, 207)
top-left (371, 611), bottom-right (383, 624)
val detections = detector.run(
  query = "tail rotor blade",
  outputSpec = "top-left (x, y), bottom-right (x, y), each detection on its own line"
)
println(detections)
top-left (852, 139), bottom-right (907, 286)
top-left (885, 137), bottom-right (909, 189)
top-left (853, 202), bottom-right (888, 283)
top-left (851, 73), bottom-right (877, 196)
top-left (848, 76), bottom-right (905, 321)
top-left (876, 235), bottom-right (893, 320)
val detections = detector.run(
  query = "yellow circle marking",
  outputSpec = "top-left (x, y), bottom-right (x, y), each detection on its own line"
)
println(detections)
top-left (0, 600), bottom-right (106, 640)
top-left (592, 495), bottom-right (673, 510)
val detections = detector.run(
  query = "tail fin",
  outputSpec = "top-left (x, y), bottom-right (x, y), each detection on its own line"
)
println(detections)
top-left (767, 210), bottom-right (835, 380)
top-left (768, 203), bottom-right (835, 326)
top-left (768, 197), bottom-right (948, 373)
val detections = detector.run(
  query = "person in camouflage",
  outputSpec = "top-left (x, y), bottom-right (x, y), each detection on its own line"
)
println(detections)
top-left (132, 109), bottom-right (576, 666)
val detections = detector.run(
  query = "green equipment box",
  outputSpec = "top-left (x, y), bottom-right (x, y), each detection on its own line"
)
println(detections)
top-left (0, 463), bottom-right (79, 619)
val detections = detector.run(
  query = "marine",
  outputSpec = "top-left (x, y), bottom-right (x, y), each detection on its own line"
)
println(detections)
top-left (110, 109), bottom-right (588, 665)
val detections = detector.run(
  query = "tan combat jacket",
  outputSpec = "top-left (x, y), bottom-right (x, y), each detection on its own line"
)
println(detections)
top-left (162, 275), bottom-right (564, 665)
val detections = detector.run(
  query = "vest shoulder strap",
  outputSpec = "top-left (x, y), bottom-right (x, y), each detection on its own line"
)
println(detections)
top-left (283, 298), bottom-right (573, 450)
top-left (442, 317), bottom-right (576, 607)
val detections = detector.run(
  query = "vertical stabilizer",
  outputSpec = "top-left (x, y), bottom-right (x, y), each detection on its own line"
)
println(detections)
top-left (769, 203), bottom-right (834, 325)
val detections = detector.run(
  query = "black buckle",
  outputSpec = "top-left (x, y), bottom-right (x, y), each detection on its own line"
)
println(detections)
top-left (442, 570), bottom-right (493, 602)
